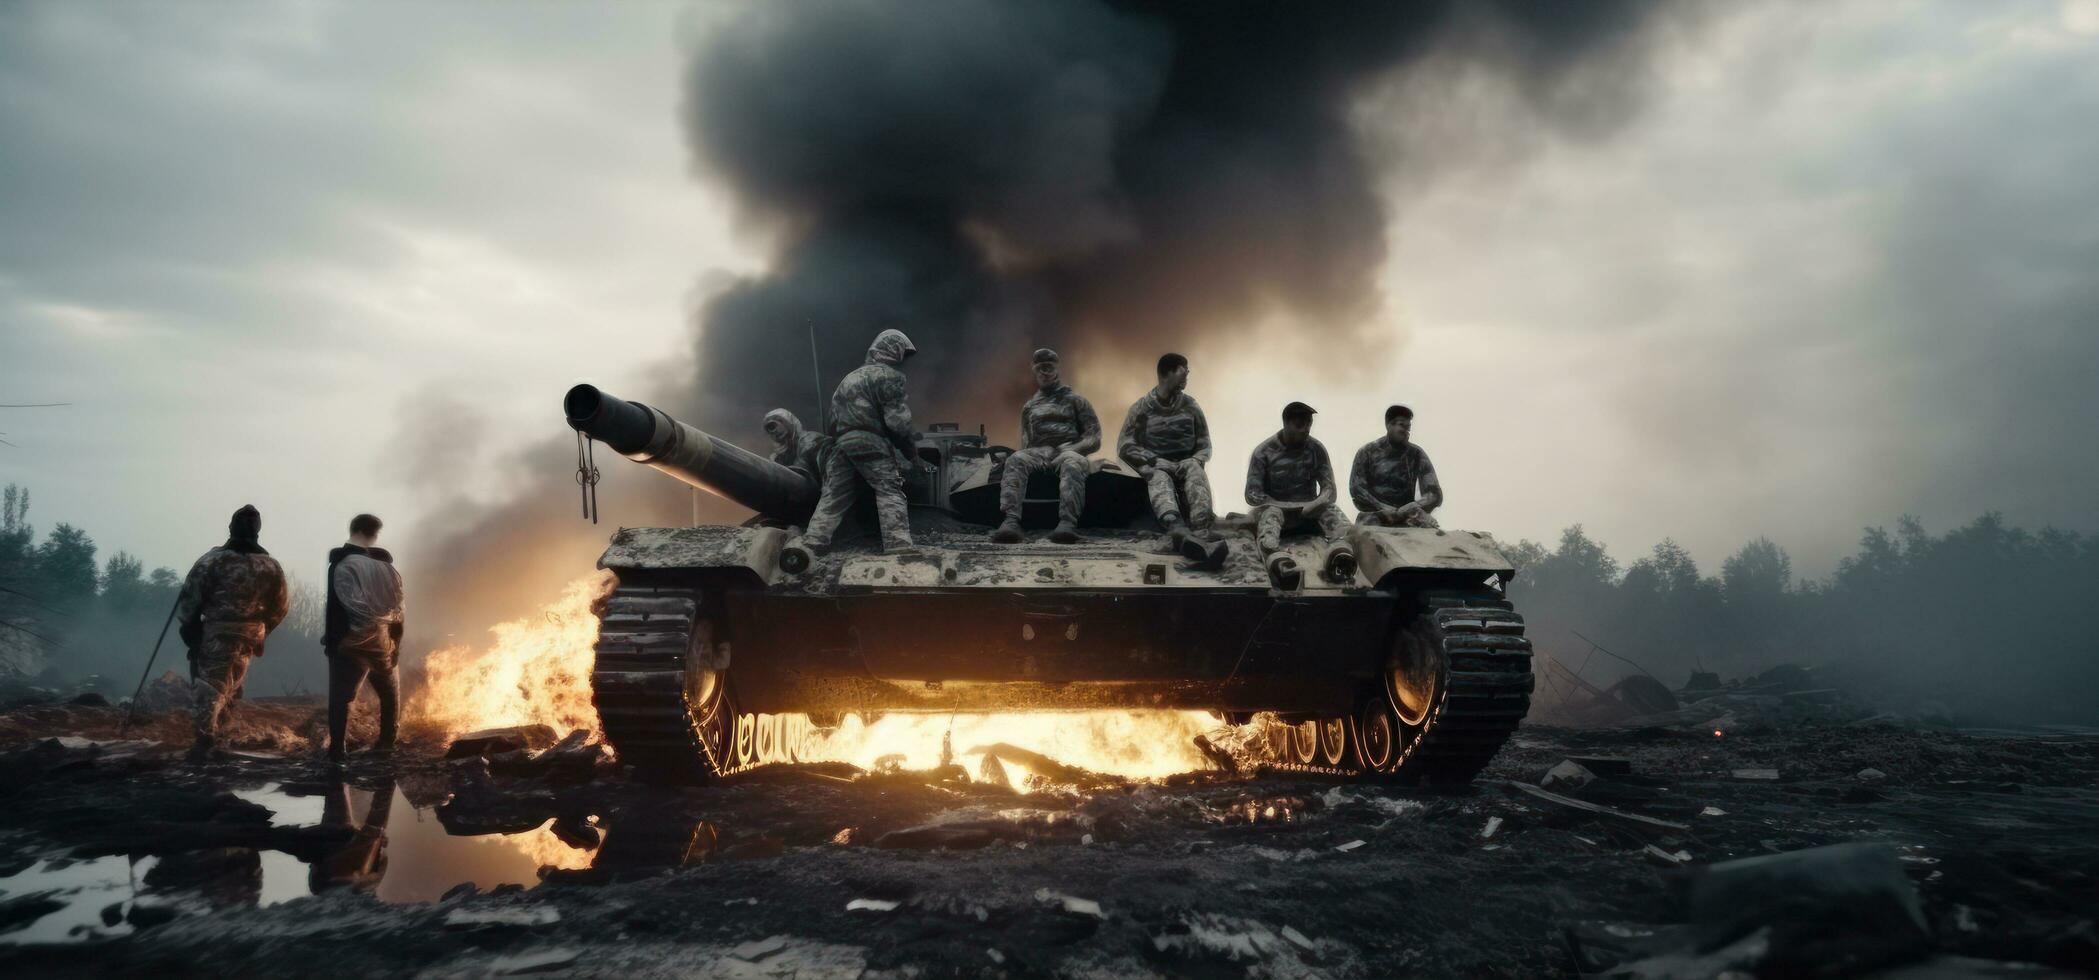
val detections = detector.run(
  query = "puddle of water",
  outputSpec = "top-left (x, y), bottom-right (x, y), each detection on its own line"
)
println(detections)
top-left (0, 855), bottom-right (155, 945)
top-left (1, 778), bottom-right (611, 941)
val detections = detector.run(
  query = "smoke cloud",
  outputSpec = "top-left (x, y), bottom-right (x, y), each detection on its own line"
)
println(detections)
top-left (408, 0), bottom-right (1679, 641)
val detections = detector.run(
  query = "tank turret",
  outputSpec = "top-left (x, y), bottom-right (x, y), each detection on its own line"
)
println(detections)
top-left (564, 384), bottom-right (817, 524)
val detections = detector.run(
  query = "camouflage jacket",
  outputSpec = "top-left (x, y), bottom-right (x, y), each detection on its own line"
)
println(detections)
top-left (1020, 384), bottom-right (1101, 454)
top-left (1349, 438), bottom-right (1439, 513)
top-left (176, 545), bottom-right (290, 650)
top-left (1117, 389), bottom-right (1211, 467)
top-left (828, 358), bottom-right (915, 455)
top-left (1245, 434), bottom-right (1336, 506)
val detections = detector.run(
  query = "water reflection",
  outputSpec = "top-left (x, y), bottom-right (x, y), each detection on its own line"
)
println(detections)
top-left (310, 778), bottom-right (392, 895)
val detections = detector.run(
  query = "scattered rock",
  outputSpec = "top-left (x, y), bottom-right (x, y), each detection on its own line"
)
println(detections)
top-left (1858, 767), bottom-right (1889, 782)
top-left (1036, 888), bottom-right (1104, 919)
top-left (1541, 759), bottom-right (1597, 792)
top-left (845, 898), bottom-right (899, 913)
top-left (444, 725), bottom-right (559, 761)
top-left (443, 905), bottom-right (561, 929)
top-left (1732, 768), bottom-right (1780, 781)
top-left (1679, 842), bottom-right (1931, 976)
top-left (486, 947), bottom-right (580, 975)
top-left (730, 935), bottom-right (790, 962)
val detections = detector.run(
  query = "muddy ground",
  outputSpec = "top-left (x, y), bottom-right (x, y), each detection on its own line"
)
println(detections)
top-left (0, 701), bottom-right (2094, 978)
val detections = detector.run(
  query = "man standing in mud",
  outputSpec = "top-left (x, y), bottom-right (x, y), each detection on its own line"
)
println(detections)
top-left (992, 348), bottom-right (1100, 544)
top-left (176, 505), bottom-right (289, 763)
top-left (1244, 402), bottom-right (1351, 560)
top-left (324, 513), bottom-right (405, 762)
top-left (1118, 352), bottom-right (1216, 545)
top-left (801, 328), bottom-right (918, 554)
top-left (1351, 404), bottom-right (1443, 528)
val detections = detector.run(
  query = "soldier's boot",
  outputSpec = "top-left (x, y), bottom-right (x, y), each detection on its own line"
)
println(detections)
top-left (1159, 512), bottom-right (1188, 548)
top-left (1323, 541), bottom-right (1358, 583)
top-left (1266, 553), bottom-right (1303, 591)
top-left (990, 517), bottom-right (1025, 543)
top-left (1179, 534), bottom-right (1229, 571)
top-left (1048, 521), bottom-right (1081, 544)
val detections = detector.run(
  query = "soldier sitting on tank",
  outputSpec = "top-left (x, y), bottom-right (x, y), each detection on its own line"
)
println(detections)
top-left (763, 408), bottom-right (830, 483)
top-left (1245, 402), bottom-right (1353, 580)
top-left (1351, 403), bottom-right (1442, 529)
top-left (1118, 352), bottom-right (1217, 545)
top-left (991, 347), bottom-right (1101, 544)
top-left (801, 328), bottom-right (919, 555)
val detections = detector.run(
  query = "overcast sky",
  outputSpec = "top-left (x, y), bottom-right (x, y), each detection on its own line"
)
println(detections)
top-left (3, 0), bottom-right (2096, 603)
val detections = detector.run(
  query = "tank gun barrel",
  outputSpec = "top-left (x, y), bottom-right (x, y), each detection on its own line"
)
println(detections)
top-left (564, 384), bottom-right (817, 523)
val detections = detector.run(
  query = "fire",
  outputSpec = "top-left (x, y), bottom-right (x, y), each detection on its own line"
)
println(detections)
top-left (407, 571), bottom-right (1223, 784)
top-left (803, 710), bottom-right (1219, 785)
top-left (406, 572), bottom-right (611, 738)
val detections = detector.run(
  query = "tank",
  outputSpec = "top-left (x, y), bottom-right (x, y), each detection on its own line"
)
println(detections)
top-left (565, 384), bottom-right (1534, 785)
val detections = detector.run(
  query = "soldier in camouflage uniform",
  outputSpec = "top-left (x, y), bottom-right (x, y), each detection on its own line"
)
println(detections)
top-left (802, 329), bottom-right (918, 553)
top-left (992, 348), bottom-right (1100, 544)
top-left (176, 505), bottom-right (290, 763)
top-left (763, 408), bottom-right (831, 483)
top-left (1117, 352), bottom-right (1215, 541)
top-left (1351, 404), bottom-right (1443, 528)
top-left (1244, 402), bottom-right (1351, 556)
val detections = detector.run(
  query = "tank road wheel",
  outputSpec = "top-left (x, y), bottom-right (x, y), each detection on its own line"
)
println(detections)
top-left (1318, 718), bottom-right (1349, 766)
top-left (1291, 721), bottom-right (1320, 765)
top-left (1354, 697), bottom-right (1398, 774)
top-left (591, 584), bottom-right (739, 783)
top-left (1364, 588), bottom-right (1536, 785)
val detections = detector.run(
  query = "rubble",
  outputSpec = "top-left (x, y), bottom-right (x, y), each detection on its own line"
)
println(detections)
top-left (444, 725), bottom-right (560, 761)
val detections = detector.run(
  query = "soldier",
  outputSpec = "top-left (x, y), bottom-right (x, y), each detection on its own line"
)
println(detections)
top-left (802, 328), bottom-right (918, 554)
top-left (323, 513), bottom-right (405, 763)
top-left (763, 407), bottom-right (829, 482)
top-left (1244, 402), bottom-right (1351, 565)
top-left (991, 348), bottom-right (1100, 544)
top-left (1351, 404), bottom-right (1443, 528)
top-left (1117, 352), bottom-right (1216, 543)
top-left (176, 504), bottom-right (290, 763)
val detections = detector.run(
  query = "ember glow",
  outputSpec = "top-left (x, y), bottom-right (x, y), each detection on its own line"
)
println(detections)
top-left (406, 572), bottom-right (611, 738)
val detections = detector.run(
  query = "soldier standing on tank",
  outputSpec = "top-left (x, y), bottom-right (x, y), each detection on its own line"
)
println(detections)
top-left (1351, 404), bottom-right (1443, 528)
top-left (802, 328), bottom-right (918, 554)
top-left (1244, 402), bottom-right (1351, 558)
top-left (176, 504), bottom-right (290, 764)
top-left (1117, 352), bottom-right (1216, 544)
top-left (992, 348), bottom-right (1100, 544)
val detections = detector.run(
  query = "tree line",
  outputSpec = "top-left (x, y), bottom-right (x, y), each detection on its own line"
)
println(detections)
top-left (0, 484), bottom-right (328, 696)
top-left (1504, 513), bottom-right (2099, 724)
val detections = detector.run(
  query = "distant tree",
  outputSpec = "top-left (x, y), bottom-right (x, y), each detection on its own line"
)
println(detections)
top-left (102, 551), bottom-right (147, 611)
top-left (1721, 538), bottom-right (1792, 601)
top-left (147, 567), bottom-right (179, 590)
top-left (35, 523), bottom-right (98, 607)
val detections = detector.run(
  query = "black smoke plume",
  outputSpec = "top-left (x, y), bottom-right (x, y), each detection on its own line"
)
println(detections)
top-left (406, 0), bottom-right (1674, 644)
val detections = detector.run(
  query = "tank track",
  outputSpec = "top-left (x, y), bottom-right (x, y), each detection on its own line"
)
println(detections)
top-left (590, 585), bottom-right (731, 782)
top-left (1259, 588), bottom-right (1534, 784)
top-left (592, 584), bottom-right (1531, 785)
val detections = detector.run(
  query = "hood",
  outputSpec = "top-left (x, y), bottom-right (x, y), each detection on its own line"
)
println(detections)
top-left (329, 544), bottom-right (394, 564)
top-left (867, 328), bottom-right (917, 366)
top-left (763, 408), bottom-right (805, 445)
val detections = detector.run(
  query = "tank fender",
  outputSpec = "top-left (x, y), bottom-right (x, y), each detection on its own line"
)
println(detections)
top-left (1350, 526), bottom-right (1515, 586)
top-left (597, 524), bottom-right (787, 586)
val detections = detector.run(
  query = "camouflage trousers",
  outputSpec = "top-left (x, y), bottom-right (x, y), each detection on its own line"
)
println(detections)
top-left (192, 625), bottom-right (264, 742)
top-left (1144, 458), bottom-right (1214, 528)
top-left (1254, 503), bottom-right (1351, 555)
top-left (804, 430), bottom-right (912, 551)
top-left (1000, 447), bottom-right (1089, 527)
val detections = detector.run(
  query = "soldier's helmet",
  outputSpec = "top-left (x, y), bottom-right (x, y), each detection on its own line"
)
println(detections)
top-left (869, 329), bottom-right (917, 365)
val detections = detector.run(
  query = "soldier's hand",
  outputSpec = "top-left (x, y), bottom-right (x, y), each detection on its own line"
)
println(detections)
top-left (1138, 464), bottom-right (1156, 479)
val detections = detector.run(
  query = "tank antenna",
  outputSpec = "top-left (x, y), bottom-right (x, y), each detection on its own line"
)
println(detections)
top-left (807, 322), bottom-right (827, 433)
